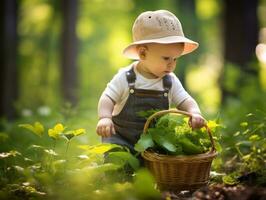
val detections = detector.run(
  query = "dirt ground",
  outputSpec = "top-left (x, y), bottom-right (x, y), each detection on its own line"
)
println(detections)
top-left (162, 184), bottom-right (266, 200)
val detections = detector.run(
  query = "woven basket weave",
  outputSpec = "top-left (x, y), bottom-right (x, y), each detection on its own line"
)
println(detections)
top-left (141, 109), bottom-right (217, 191)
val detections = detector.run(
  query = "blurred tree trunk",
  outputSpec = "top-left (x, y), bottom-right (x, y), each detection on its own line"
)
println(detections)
top-left (221, 0), bottom-right (259, 102)
top-left (0, 0), bottom-right (18, 120)
top-left (61, 0), bottom-right (78, 106)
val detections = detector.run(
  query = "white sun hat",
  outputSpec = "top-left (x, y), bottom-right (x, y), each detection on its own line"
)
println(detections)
top-left (123, 10), bottom-right (199, 60)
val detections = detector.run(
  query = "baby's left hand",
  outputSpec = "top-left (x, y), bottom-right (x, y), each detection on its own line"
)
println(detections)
top-left (189, 113), bottom-right (206, 129)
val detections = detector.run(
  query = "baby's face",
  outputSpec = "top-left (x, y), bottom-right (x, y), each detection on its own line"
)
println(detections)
top-left (139, 43), bottom-right (183, 78)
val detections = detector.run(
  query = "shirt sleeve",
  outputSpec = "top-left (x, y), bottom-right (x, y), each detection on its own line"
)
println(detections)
top-left (103, 69), bottom-right (127, 103)
top-left (169, 74), bottom-right (191, 107)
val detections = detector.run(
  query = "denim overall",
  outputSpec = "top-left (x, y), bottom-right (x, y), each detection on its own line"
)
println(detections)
top-left (102, 67), bottom-right (172, 153)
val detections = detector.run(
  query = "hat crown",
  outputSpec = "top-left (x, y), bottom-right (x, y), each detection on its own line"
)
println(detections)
top-left (132, 10), bottom-right (184, 42)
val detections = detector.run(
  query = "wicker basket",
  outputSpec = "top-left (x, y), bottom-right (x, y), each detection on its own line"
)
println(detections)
top-left (141, 109), bottom-right (218, 191)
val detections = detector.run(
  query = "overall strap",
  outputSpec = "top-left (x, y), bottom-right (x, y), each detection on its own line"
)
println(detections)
top-left (162, 75), bottom-right (172, 92)
top-left (126, 67), bottom-right (172, 93)
top-left (126, 67), bottom-right (136, 89)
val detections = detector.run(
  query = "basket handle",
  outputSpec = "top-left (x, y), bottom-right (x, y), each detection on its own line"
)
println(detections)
top-left (143, 109), bottom-right (216, 152)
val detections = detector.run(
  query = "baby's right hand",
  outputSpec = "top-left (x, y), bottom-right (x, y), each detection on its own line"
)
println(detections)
top-left (96, 118), bottom-right (116, 138)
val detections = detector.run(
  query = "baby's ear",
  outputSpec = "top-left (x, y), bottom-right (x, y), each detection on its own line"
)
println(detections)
top-left (137, 45), bottom-right (147, 59)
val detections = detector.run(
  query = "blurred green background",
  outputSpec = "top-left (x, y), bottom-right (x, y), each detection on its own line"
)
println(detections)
top-left (1, 0), bottom-right (266, 145)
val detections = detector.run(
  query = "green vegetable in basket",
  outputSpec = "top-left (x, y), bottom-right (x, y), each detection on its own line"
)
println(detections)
top-left (134, 133), bottom-right (154, 152)
top-left (156, 114), bottom-right (184, 130)
top-left (134, 112), bottom-right (219, 155)
top-left (178, 137), bottom-right (204, 155)
top-left (148, 128), bottom-right (177, 153)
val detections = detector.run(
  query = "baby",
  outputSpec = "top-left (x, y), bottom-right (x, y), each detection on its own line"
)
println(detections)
top-left (96, 10), bottom-right (205, 152)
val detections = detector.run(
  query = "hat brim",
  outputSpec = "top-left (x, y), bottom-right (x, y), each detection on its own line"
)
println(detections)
top-left (123, 36), bottom-right (199, 60)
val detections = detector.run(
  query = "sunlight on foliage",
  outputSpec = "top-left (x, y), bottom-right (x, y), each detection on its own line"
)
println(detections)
top-left (77, 18), bottom-right (94, 40)
top-left (19, 1), bottom-right (52, 35)
top-left (78, 143), bottom-right (127, 154)
top-left (4, 0), bottom-right (266, 198)
top-left (223, 63), bottom-right (242, 93)
top-left (186, 64), bottom-right (221, 113)
top-left (196, 0), bottom-right (220, 20)
top-left (18, 40), bottom-right (35, 56)
top-left (108, 29), bottom-right (131, 69)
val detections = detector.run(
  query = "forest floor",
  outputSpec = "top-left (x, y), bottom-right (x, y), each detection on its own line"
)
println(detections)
top-left (161, 184), bottom-right (266, 200)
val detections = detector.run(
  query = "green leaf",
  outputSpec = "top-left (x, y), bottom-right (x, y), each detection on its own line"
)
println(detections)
top-left (236, 141), bottom-right (252, 147)
top-left (63, 132), bottom-right (75, 140)
top-left (222, 174), bottom-right (240, 185)
top-left (240, 122), bottom-right (248, 127)
top-left (233, 131), bottom-right (240, 137)
top-left (156, 114), bottom-right (184, 130)
top-left (134, 133), bottom-right (154, 152)
top-left (73, 128), bottom-right (86, 136)
top-left (106, 151), bottom-right (140, 170)
top-left (133, 169), bottom-right (160, 198)
top-left (34, 122), bottom-right (45, 136)
top-left (179, 137), bottom-right (204, 155)
top-left (63, 128), bottom-right (86, 140)
top-left (249, 134), bottom-right (261, 141)
top-left (19, 122), bottom-right (44, 137)
top-left (150, 128), bottom-right (177, 153)
top-left (79, 143), bottom-right (126, 154)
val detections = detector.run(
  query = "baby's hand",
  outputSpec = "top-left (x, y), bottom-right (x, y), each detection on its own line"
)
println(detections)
top-left (96, 118), bottom-right (116, 138)
top-left (189, 113), bottom-right (206, 129)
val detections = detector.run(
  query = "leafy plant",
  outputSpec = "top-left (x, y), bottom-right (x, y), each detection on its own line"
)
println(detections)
top-left (18, 122), bottom-right (44, 137)
top-left (134, 114), bottom-right (221, 155)
top-left (222, 111), bottom-right (266, 186)
top-left (0, 119), bottom-right (146, 200)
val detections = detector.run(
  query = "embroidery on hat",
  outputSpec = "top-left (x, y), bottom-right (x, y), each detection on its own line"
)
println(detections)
top-left (163, 17), bottom-right (170, 30)
top-left (155, 17), bottom-right (163, 29)
top-left (170, 20), bottom-right (176, 30)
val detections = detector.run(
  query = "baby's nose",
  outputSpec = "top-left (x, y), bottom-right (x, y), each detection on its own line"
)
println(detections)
top-left (167, 60), bottom-right (175, 68)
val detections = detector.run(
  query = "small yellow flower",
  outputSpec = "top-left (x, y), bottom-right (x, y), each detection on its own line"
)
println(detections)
top-left (48, 123), bottom-right (65, 140)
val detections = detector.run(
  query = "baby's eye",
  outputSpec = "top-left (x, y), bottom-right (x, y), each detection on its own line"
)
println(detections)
top-left (162, 57), bottom-right (177, 62)
top-left (162, 57), bottom-right (170, 61)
